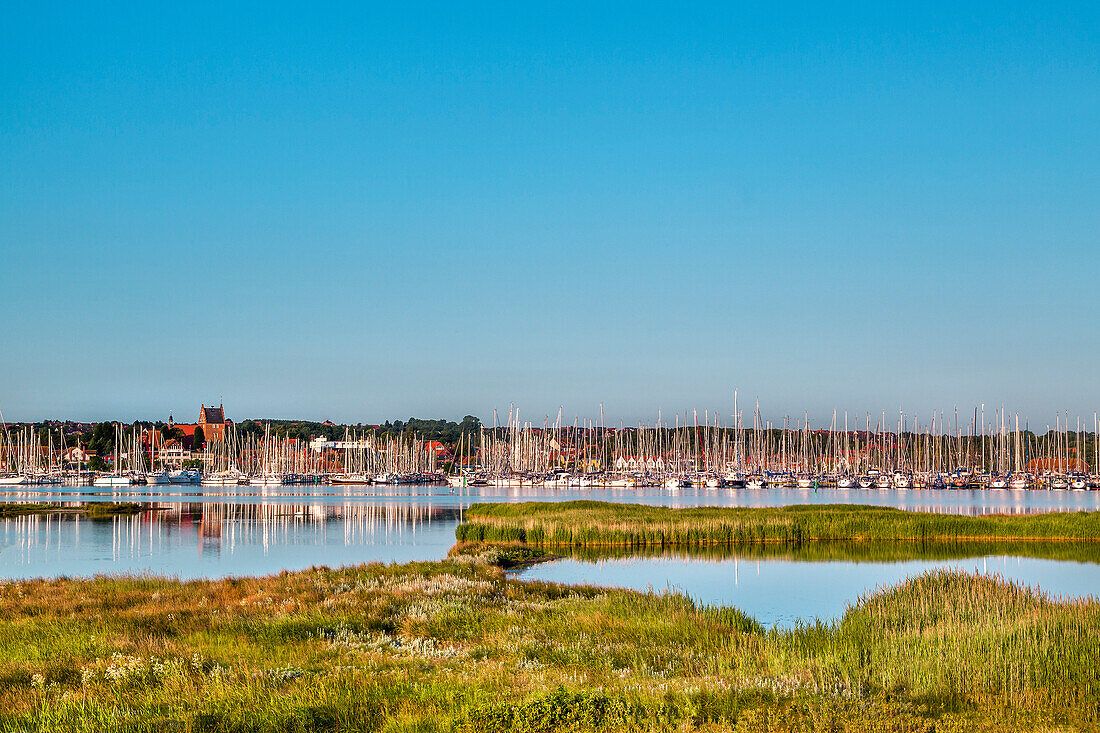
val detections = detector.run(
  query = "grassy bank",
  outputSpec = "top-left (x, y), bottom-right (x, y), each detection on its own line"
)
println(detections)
top-left (552, 538), bottom-right (1100, 564)
top-left (456, 501), bottom-right (1100, 546)
top-left (0, 559), bottom-right (1097, 731)
top-left (0, 502), bottom-right (150, 519)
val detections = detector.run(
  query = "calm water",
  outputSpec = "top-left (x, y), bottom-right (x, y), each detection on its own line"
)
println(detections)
top-left (520, 554), bottom-right (1100, 628)
top-left (2, 486), bottom-right (1098, 626)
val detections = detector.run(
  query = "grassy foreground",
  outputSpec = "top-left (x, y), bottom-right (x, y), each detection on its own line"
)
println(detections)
top-left (456, 501), bottom-right (1100, 546)
top-left (0, 557), bottom-right (1097, 732)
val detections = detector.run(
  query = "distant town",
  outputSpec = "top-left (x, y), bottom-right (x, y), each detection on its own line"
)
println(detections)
top-left (3, 402), bottom-right (1099, 491)
top-left (1, 403), bottom-right (480, 475)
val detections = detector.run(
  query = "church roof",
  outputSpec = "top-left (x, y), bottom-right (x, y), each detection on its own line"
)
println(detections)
top-left (200, 404), bottom-right (225, 424)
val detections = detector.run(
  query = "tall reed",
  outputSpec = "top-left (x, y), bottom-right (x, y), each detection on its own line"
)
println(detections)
top-left (457, 501), bottom-right (1100, 546)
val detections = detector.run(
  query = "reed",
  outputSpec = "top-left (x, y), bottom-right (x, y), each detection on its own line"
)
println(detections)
top-left (457, 501), bottom-right (1100, 546)
top-left (0, 558), bottom-right (1095, 731)
top-left (553, 539), bottom-right (1100, 564)
top-left (0, 502), bottom-right (148, 519)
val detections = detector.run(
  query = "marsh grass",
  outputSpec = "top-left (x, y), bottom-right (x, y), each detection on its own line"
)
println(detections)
top-left (457, 501), bottom-right (1100, 546)
top-left (448, 541), bottom-right (558, 568)
top-left (0, 555), bottom-right (1096, 732)
top-left (556, 539), bottom-right (1100, 563)
top-left (0, 502), bottom-right (149, 519)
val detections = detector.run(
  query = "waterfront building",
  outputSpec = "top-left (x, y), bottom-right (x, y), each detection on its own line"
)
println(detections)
top-left (198, 404), bottom-right (229, 442)
top-left (62, 446), bottom-right (94, 463)
top-left (163, 404), bottom-right (233, 449)
top-left (159, 438), bottom-right (189, 466)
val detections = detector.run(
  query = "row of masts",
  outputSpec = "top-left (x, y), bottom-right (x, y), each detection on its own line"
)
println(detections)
top-left (4, 402), bottom-right (1100, 489)
top-left (460, 401), bottom-right (1100, 488)
top-left (206, 424), bottom-right (444, 485)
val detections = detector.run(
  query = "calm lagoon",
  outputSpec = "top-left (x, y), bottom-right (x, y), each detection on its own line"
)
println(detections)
top-left (2, 485), bottom-right (1098, 626)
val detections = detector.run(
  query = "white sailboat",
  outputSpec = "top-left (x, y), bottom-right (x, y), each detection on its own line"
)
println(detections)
top-left (94, 423), bottom-right (133, 487)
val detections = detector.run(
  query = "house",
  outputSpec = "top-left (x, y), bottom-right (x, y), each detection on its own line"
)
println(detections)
top-left (1027, 457), bottom-right (1089, 473)
top-left (424, 441), bottom-right (452, 458)
top-left (63, 446), bottom-right (95, 463)
top-left (159, 439), bottom-right (189, 466)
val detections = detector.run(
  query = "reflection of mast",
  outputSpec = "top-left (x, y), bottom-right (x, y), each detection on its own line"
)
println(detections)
top-left (172, 501), bottom-right (463, 549)
top-left (200, 503), bottom-right (224, 539)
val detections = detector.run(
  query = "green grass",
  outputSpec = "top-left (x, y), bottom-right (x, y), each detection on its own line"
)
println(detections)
top-left (448, 541), bottom-right (559, 568)
top-left (555, 539), bottom-right (1100, 563)
top-left (456, 501), bottom-right (1100, 546)
top-left (0, 502), bottom-right (149, 519)
top-left (0, 558), bottom-right (1096, 731)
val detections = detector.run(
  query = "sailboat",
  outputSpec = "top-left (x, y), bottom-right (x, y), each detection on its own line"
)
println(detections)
top-left (93, 424), bottom-right (133, 487)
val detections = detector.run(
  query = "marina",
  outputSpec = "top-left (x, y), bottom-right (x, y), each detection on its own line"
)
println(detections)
top-left (5, 403), bottom-right (1100, 492)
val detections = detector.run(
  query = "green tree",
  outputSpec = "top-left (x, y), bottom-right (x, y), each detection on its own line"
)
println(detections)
top-left (89, 423), bottom-right (115, 456)
top-left (192, 426), bottom-right (206, 451)
top-left (88, 455), bottom-right (108, 472)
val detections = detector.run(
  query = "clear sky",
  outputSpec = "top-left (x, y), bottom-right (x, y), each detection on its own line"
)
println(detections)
top-left (2, 2), bottom-right (1098, 427)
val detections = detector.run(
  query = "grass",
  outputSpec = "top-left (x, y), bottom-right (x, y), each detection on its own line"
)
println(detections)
top-left (448, 541), bottom-right (559, 568)
top-left (0, 558), bottom-right (1096, 731)
top-left (555, 539), bottom-right (1100, 564)
top-left (0, 502), bottom-right (150, 519)
top-left (456, 501), bottom-right (1100, 546)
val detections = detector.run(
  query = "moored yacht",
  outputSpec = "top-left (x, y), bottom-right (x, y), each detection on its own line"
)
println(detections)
top-left (93, 473), bottom-right (133, 487)
top-left (723, 473), bottom-right (746, 488)
top-left (169, 469), bottom-right (201, 484)
top-left (331, 472), bottom-right (373, 485)
top-left (201, 470), bottom-right (245, 487)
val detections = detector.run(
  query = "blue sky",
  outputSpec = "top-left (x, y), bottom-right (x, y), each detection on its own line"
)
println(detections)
top-left (2, 2), bottom-right (1098, 426)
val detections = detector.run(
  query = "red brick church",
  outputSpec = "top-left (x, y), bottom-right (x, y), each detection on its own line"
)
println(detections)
top-left (167, 403), bottom-right (232, 447)
top-left (197, 404), bottom-right (228, 441)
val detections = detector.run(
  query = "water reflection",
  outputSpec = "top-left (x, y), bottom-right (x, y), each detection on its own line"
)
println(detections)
top-left (4, 484), bottom-right (1100, 514)
top-left (0, 502), bottom-right (462, 580)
